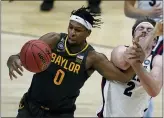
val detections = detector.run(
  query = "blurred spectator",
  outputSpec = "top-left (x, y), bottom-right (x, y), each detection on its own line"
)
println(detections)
top-left (88, 0), bottom-right (101, 14)
top-left (40, 0), bottom-right (101, 14)
top-left (40, 0), bottom-right (54, 11)
top-left (124, 0), bottom-right (162, 22)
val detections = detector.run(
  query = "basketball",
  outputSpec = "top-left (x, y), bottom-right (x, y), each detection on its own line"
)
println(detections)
top-left (20, 40), bottom-right (52, 73)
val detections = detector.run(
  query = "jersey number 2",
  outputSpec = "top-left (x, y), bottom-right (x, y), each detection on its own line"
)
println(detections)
top-left (53, 69), bottom-right (65, 85)
top-left (123, 81), bottom-right (135, 97)
top-left (149, 0), bottom-right (156, 6)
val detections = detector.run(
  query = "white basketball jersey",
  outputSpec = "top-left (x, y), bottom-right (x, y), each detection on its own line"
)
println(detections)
top-left (97, 55), bottom-right (154, 117)
top-left (137, 0), bottom-right (163, 22)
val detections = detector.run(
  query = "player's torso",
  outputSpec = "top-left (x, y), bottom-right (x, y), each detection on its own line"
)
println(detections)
top-left (28, 33), bottom-right (93, 109)
top-left (153, 36), bottom-right (163, 55)
top-left (137, 0), bottom-right (163, 22)
top-left (99, 55), bottom-right (154, 117)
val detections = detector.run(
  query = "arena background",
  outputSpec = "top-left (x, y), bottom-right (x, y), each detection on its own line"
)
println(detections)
top-left (1, 1), bottom-right (163, 117)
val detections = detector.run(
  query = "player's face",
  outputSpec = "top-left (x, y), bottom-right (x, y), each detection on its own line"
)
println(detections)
top-left (134, 23), bottom-right (154, 44)
top-left (68, 20), bottom-right (91, 45)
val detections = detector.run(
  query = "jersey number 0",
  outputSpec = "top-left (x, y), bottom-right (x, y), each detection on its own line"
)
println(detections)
top-left (53, 69), bottom-right (65, 85)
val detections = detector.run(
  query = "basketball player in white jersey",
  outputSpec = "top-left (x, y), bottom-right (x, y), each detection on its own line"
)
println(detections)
top-left (124, 0), bottom-right (163, 58)
top-left (97, 17), bottom-right (163, 117)
top-left (124, 1), bottom-right (163, 116)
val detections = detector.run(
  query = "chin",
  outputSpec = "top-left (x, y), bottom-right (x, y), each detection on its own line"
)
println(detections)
top-left (67, 40), bottom-right (77, 46)
top-left (139, 37), bottom-right (146, 41)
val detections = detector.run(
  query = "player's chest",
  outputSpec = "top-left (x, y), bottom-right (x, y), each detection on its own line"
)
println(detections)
top-left (48, 52), bottom-right (85, 74)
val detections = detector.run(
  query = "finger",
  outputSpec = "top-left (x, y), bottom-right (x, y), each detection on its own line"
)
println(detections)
top-left (16, 60), bottom-right (24, 72)
top-left (126, 47), bottom-right (141, 55)
top-left (155, 10), bottom-right (163, 14)
top-left (8, 67), bottom-right (14, 80)
top-left (133, 41), bottom-right (142, 49)
top-left (15, 61), bottom-right (24, 72)
top-left (129, 57), bottom-right (140, 61)
top-left (133, 33), bottom-right (143, 43)
top-left (157, 11), bottom-right (163, 16)
top-left (154, 8), bottom-right (162, 11)
top-left (128, 58), bottom-right (141, 63)
top-left (132, 46), bottom-right (142, 52)
top-left (12, 63), bottom-right (23, 76)
top-left (18, 65), bottom-right (24, 72)
top-left (154, 2), bottom-right (161, 7)
top-left (127, 55), bottom-right (141, 61)
top-left (10, 71), bottom-right (17, 78)
top-left (132, 41), bottom-right (138, 48)
top-left (9, 72), bottom-right (13, 80)
top-left (9, 68), bottom-right (17, 79)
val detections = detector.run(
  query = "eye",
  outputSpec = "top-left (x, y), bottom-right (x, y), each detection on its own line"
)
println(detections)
top-left (147, 28), bottom-right (153, 32)
top-left (138, 26), bottom-right (144, 31)
top-left (75, 29), bottom-right (81, 32)
top-left (69, 25), bottom-right (73, 29)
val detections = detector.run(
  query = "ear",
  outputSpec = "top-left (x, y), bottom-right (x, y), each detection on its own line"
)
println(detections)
top-left (87, 30), bottom-right (91, 37)
top-left (152, 38), bottom-right (157, 47)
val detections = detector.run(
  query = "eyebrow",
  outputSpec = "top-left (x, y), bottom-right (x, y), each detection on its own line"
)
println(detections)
top-left (69, 23), bottom-right (82, 28)
top-left (69, 22), bottom-right (83, 29)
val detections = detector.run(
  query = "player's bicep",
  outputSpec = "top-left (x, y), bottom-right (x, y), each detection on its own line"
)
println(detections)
top-left (92, 53), bottom-right (128, 82)
top-left (124, 0), bottom-right (137, 15)
top-left (124, 0), bottom-right (136, 8)
top-left (39, 32), bottom-right (60, 49)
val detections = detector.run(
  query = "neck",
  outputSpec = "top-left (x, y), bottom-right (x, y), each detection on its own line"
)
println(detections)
top-left (66, 41), bottom-right (87, 54)
top-left (144, 47), bottom-right (152, 58)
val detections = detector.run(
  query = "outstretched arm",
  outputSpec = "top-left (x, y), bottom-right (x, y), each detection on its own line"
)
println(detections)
top-left (131, 55), bottom-right (162, 97)
top-left (90, 51), bottom-right (135, 83)
top-left (124, 0), bottom-right (162, 19)
top-left (7, 32), bottom-right (60, 80)
top-left (124, 0), bottom-right (148, 18)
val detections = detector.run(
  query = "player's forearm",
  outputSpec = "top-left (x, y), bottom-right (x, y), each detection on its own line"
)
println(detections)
top-left (124, 6), bottom-right (149, 19)
top-left (122, 66), bottom-right (136, 82)
top-left (132, 63), bottom-right (160, 97)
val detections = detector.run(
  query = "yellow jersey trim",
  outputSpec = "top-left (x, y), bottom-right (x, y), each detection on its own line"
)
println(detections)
top-left (64, 36), bottom-right (89, 56)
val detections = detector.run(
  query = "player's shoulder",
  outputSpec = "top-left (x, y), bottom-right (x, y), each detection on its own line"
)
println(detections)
top-left (112, 45), bottom-right (127, 53)
top-left (39, 32), bottom-right (61, 41)
top-left (152, 54), bottom-right (162, 67)
top-left (39, 32), bottom-right (61, 49)
top-left (88, 50), bottom-right (108, 62)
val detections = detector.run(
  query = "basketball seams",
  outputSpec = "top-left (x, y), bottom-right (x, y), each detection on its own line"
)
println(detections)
top-left (31, 45), bottom-right (42, 72)
top-left (32, 43), bottom-right (51, 63)
top-left (23, 43), bottom-right (30, 70)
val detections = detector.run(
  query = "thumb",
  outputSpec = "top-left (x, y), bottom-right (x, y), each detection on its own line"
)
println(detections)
top-left (133, 33), bottom-right (143, 43)
top-left (154, 2), bottom-right (161, 8)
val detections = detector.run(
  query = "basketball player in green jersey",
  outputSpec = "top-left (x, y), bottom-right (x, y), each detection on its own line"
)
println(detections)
top-left (7, 7), bottom-right (145, 118)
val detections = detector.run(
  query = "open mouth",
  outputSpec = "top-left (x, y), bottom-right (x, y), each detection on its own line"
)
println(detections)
top-left (139, 33), bottom-right (148, 39)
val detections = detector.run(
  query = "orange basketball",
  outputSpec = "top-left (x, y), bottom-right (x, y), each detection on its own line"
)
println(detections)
top-left (20, 40), bottom-right (52, 73)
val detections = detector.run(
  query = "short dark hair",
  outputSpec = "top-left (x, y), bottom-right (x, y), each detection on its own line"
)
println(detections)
top-left (132, 17), bottom-right (156, 37)
top-left (71, 6), bottom-right (103, 29)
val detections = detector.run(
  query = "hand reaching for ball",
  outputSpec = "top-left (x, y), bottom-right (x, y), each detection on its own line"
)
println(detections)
top-left (7, 54), bottom-right (24, 80)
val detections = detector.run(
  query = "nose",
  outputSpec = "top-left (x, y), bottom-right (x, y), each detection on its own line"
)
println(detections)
top-left (70, 29), bottom-right (76, 37)
top-left (142, 28), bottom-right (147, 32)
